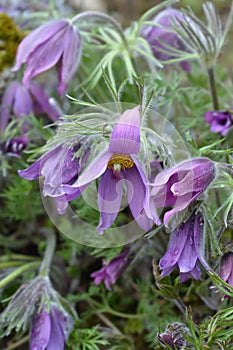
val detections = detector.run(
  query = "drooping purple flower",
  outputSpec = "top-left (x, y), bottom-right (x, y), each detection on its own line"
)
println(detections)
top-left (0, 80), bottom-right (61, 131)
top-left (30, 306), bottom-right (73, 350)
top-left (204, 110), bottom-right (233, 136)
top-left (159, 212), bottom-right (210, 282)
top-left (64, 106), bottom-right (160, 234)
top-left (151, 157), bottom-right (216, 227)
top-left (11, 19), bottom-right (82, 95)
top-left (91, 249), bottom-right (130, 290)
top-left (0, 136), bottom-right (29, 157)
top-left (142, 8), bottom-right (191, 72)
top-left (18, 143), bottom-right (89, 214)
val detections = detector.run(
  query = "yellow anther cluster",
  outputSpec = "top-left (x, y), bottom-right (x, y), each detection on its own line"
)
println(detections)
top-left (107, 153), bottom-right (134, 170)
top-left (0, 13), bottom-right (26, 71)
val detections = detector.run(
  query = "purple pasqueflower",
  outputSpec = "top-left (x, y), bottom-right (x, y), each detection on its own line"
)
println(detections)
top-left (204, 110), bottom-right (233, 136)
top-left (64, 106), bottom-right (160, 234)
top-left (159, 212), bottom-right (210, 282)
top-left (30, 306), bottom-right (73, 350)
top-left (0, 136), bottom-right (29, 157)
top-left (142, 8), bottom-right (191, 72)
top-left (18, 143), bottom-right (89, 214)
top-left (91, 249), bottom-right (130, 290)
top-left (0, 80), bottom-right (61, 131)
top-left (11, 19), bottom-right (82, 95)
top-left (151, 157), bottom-right (216, 227)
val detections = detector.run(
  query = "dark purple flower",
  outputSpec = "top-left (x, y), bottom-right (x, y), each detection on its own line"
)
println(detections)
top-left (91, 249), bottom-right (130, 290)
top-left (159, 212), bottom-right (210, 282)
top-left (142, 8), bottom-right (191, 72)
top-left (64, 106), bottom-right (160, 234)
top-left (0, 80), bottom-right (61, 131)
top-left (204, 110), bottom-right (233, 136)
top-left (18, 143), bottom-right (89, 214)
top-left (30, 306), bottom-right (73, 350)
top-left (0, 136), bottom-right (29, 157)
top-left (12, 19), bottom-right (82, 95)
top-left (151, 158), bottom-right (216, 227)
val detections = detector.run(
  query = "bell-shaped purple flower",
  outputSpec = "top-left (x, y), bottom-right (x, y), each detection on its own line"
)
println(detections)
top-left (0, 136), bottom-right (29, 157)
top-left (30, 306), bottom-right (73, 350)
top-left (0, 80), bottom-right (61, 131)
top-left (151, 158), bottom-right (216, 227)
top-left (64, 106), bottom-right (160, 234)
top-left (18, 143), bottom-right (89, 214)
top-left (159, 212), bottom-right (210, 282)
top-left (91, 249), bottom-right (130, 290)
top-left (12, 19), bottom-right (82, 95)
top-left (142, 8), bottom-right (191, 72)
top-left (204, 110), bottom-right (233, 136)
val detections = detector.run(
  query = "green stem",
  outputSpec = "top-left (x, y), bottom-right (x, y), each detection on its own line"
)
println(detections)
top-left (0, 261), bottom-right (40, 289)
top-left (39, 230), bottom-right (56, 278)
top-left (71, 11), bottom-right (127, 46)
top-left (5, 335), bottom-right (29, 350)
top-left (207, 66), bottom-right (219, 110)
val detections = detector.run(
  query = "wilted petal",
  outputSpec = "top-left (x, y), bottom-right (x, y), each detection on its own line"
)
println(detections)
top-left (30, 309), bottom-right (51, 350)
top-left (109, 106), bottom-right (140, 154)
top-left (97, 168), bottom-right (123, 234)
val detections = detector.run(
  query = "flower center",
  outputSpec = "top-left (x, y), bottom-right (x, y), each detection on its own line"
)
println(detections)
top-left (107, 153), bottom-right (134, 176)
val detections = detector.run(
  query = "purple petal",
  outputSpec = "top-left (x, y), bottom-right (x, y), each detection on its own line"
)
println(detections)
top-left (97, 168), bottom-right (123, 234)
top-left (177, 232), bottom-right (198, 273)
top-left (58, 26), bottom-right (82, 95)
top-left (46, 308), bottom-right (65, 350)
top-left (220, 253), bottom-right (233, 282)
top-left (13, 83), bottom-right (33, 117)
top-left (70, 150), bottom-right (112, 188)
top-left (18, 158), bottom-right (42, 180)
top-left (0, 81), bottom-right (19, 130)
top-left (30, 309), bottom-right (51, 350)
top-left (159, 226), bottom-right (188, 271)
top-left (22, 30), bottom-right (65, 86)
top-left (29, 82), bottom-right (61, 121)
top-left (12, 19), bottom-right (68, 72)
top-left (193, 212), bottom-right (211, 270)
top-left (109, 106), bottom-right (141, 154)
top-left (124, 161), bottom-right (154, 231)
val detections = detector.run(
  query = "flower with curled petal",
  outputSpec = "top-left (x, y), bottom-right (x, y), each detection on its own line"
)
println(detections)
top-left (151, 157), bottom-right (216, 227)
top-left (11, 19), bottom-right (81, 95)
top-left (18, 143), bottom-right (89, 215)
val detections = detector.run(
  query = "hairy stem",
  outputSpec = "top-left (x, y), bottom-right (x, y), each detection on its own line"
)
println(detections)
top-left (39, 229), bottom-right (56, 278)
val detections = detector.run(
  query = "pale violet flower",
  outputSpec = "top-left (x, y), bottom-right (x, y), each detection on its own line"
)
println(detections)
top-left (11, 19), bottom-right (82, 95)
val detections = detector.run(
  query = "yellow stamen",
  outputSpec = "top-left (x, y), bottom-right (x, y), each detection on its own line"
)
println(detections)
top-left (107, 153), bottom-right (134, 170)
